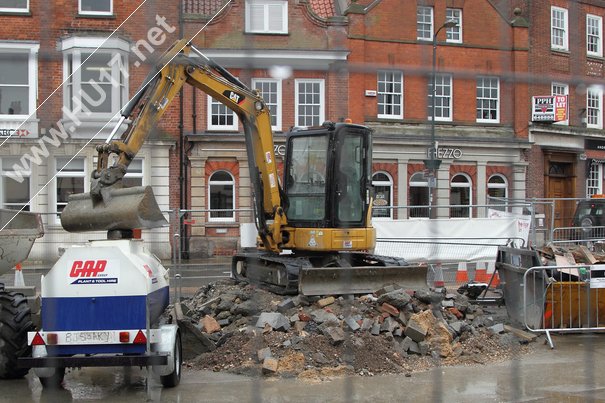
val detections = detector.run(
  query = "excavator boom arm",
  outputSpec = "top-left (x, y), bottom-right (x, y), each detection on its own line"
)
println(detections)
top-left (73, 40), bottom-right (285, 251)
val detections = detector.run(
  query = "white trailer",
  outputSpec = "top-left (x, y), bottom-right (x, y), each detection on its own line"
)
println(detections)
top-left (18, 239), bottom-right (182, 388)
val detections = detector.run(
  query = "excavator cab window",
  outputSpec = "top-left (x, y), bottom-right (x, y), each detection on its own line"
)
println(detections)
top-left (336, 134), bottom-right (364, 223)
top-left (285, 134), bottom-right (328, 221)
top-left (284, 123), bottom-right (372, 229)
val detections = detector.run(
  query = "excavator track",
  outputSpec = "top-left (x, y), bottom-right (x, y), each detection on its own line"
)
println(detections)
top-left (231, 251), bottom-right (428, 296)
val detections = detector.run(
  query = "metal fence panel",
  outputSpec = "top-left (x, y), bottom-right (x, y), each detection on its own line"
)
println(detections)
top-left (523, 265), bottom-right (605, 348)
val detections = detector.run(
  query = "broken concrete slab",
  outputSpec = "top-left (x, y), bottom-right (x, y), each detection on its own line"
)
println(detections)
top-left (262, 357), bottom-right (279, 374)
top-left (323, 326), bottom-right (345, 345)
top-left (256, 312), bottom-right (291, 331)
top-left (310, 309), bottom-right (339, 325)
top-left (277, 298), bottom-right (295, 313)
top-left (345, 316), bottom-right (361, 331)
top-left (377, 289), bottom-right (412, 310)
top-left (404, 314), bottom-right (430, 342)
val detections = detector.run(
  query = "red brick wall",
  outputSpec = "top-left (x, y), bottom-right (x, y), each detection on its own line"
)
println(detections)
top-left (346, 0), bottom-right (527, 128)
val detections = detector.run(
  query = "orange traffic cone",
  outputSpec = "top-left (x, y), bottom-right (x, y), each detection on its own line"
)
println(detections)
top-left (14, 263), bottom-right (24, 287)
top-left (455, 262), bottom-right (469, 283)
top-left (474, 262), bottom-right (490, 283)
top-left (433, 262), bottom-right (445, 288)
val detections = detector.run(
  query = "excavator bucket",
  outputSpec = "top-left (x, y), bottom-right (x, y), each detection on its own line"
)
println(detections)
top-left (60, 186), bottom-right (167, 233)
top-left (298, 265), bottom-right (429, 296)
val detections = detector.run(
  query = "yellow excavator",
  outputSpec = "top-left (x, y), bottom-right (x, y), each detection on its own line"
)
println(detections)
top-left (61, 39), bottom-right (427, 295)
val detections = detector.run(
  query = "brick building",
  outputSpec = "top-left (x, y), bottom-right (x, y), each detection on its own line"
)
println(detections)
top-left (0, 0), bottom-right (181, 259)
top-left (180, 0), bottom-right (351, 256)
top-left (344, 0), bottom-right (530, 221)
top-left (525, 0), bottom-right (605, 227)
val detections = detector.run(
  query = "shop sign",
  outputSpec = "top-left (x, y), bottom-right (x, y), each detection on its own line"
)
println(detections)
top-left (0, 128), bottom-right (30, 137)
top-left (586, 138), bottom-right (605, 151)
top-left (274, 144), bottom-right (286, 156)
top-left (427, 147), bottom-right (463, 159)
top-left (532, 95), bottom-right (568, 122)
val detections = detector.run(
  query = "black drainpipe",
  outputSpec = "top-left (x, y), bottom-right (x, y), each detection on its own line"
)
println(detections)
top-left (178, 3), bottom-right (190, 259)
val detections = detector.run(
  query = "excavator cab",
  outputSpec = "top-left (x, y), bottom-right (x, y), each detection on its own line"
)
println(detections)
top-left (284, 123), bottom-right (372, 232)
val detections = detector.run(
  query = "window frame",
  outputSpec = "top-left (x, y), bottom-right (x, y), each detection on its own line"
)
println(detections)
top-left (587, 14), bottom-right (603, 58)
top-left (207, 95), bottom-right (238, 131)
top-left (409, 172), bottom-right (430, 218)
top-left (476, 76), bottom-right (500, 123)
top-left (0, 0), bottom-right (28, 13)
top-left (61, 37), bottom-right (129, 121)
top-left (122, 158), bottom-right (144, 188)
top-left (587, 162), bottom-right (603, 197)
top-left (0, 157), bottom-right (31, 211)
top-left (0, 42), bottom-right (39, 121)
top-left (372, 172), bottom-right (393, 220)
top-left (377, 70), bottom-right (404, 119)
top-left (450, 173), bottom-right (472, 218)
top-left (252, 78), bottom-right (282, 131)
top-left (245, 0), bottom-right (288, 34)
top-left (587, 85), bottom-right (603, 129)
top-left (417, 6), bottom-right (434, 41)
top-left (428, 73), bottom-right (452, 122)
top-left (55, 157), bottom-right (87, 224)
top-left (208, 170), bottom-right (236, 223)
top-left (78, 0), bottom-right (113, 16)
top-left (446, 8), bottom-right (462, 43)
top-left (487, 174), bottom-right (508, 210)
top-left (295, 79), bottom-right (325, 127)
top-left (551, 6), bottom-right (569, 51)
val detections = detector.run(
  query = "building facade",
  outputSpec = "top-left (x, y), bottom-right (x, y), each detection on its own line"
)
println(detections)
top-left (0, 0), bottom-right (181, 259)
top-left (345, 0), bottom-right (530, 222)
top-left (526, 0), bottom-right (605, 227)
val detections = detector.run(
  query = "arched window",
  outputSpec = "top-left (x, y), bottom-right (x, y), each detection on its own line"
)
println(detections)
top-left (409, 172), bottom-right (429, 218)
top-left (450, 173), bottom-right (472, 218)
top-left (372, 172), bottom-right (393, 219)
top-left (487, 174), bottom-right (508, 211)
top-left (208, 171), bottom-right (235, 222)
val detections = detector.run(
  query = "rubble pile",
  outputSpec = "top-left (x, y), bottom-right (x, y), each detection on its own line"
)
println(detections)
top-left (179, 279), bottom-right (534, 378)
top-left (539, 244), bottom-right (605, 267)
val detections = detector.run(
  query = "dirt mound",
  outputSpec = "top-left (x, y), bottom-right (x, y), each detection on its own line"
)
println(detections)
top-left (180, 279), bottom-right (534, 379)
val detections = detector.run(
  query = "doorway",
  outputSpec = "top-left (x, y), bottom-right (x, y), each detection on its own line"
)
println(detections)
top-left (545, 153), bottom-right (576, 228)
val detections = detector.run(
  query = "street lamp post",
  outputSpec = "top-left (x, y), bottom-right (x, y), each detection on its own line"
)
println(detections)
top-left (424, 19), bottom-right (458, 218)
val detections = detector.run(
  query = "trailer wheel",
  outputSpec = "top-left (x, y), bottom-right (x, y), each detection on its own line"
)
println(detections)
top-left (38, 367), bottom-right (65, 389)
top-left (0, 288), bottom-right (33, 379)
top-left (160, 331), bottom-right (181, 387)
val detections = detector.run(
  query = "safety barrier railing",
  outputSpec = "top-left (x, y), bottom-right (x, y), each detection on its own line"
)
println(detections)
top-left (551, 226), bottom-right (605, 249)
top-left (523, 265), bottom-right (605, 348)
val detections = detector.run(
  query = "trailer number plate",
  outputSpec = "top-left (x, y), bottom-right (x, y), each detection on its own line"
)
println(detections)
top-left (64, 331), bottom-right (116, 344)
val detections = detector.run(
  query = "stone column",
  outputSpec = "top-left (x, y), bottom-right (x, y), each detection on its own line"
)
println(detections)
top-left (476, 162), bottom-right (487, 216)
top-left (397, 160), bottom-right (408, 219)
top-left (435, 162), bottom-right (451, 218)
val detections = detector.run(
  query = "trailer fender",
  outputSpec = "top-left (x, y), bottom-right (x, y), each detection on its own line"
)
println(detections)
top-left (151, 324), bottom-right (178, 376)
top-left (31, 345), bottom-right (56, 379)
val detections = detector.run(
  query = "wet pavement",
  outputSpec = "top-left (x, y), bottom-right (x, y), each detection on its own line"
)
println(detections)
top-left (2, 333), bottom-right (605, 402)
